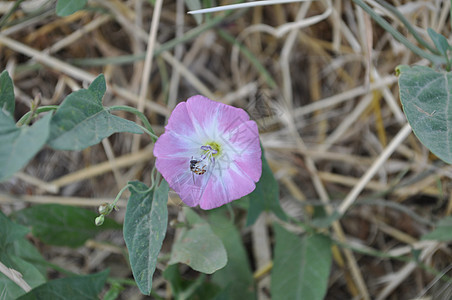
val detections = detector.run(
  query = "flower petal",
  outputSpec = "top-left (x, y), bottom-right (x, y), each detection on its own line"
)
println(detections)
top-left (199, 165), bottom-right (256, 210)
top-left (155, 157), bottom-right (187, 186)
top-left (171, 172), bottom-right (203, 207)
top-left (186, 95), bottom-right (250, 138)
top-left (165, 101), bottom-right (197, 136)
top-left (222, 121), bottom-right (262, 182)
top-left (157, 157), bottom-right (214, 207)
top-left (153, 131), bottom-right (199, 159)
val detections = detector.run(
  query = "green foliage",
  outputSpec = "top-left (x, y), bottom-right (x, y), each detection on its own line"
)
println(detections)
top-left (209, 211), bottom-right (255, 300)
top-left (0, 72), bottom-right (147, 181)
top-left (310, 209), bottom-right (342, 228)
top-left (12, 204), bottom-right (121, 248)
top-left (0, 210), bottom-right (28, 249)
top-left (271, 224), bottom-right (332, 300)
top-left (0, 255), bottom-right (47, 299)
top-left (48, 74), bottom-right (143, 150)
top-left (103, 282), bottom-right (125, 300)
top-left (169, 208), bottom-right (227, 274)
top-left (397, 65), bottom-right (452, 163)
top-left (56, 0), bottom-right (88, 17)
top-left (0, 71), bottom-right (52, 182)
top-left (9, 238), bottom-right (48, 276)
top-left (0, 113), bottom-right (52, 181)
top-left (427, 28), bottom-right (450, 58)
top-left (421, 216), bottom-right (452, 241)
top-left (123, 180), bottom-right (169, 295)
top-left (0, 70), bottom-right (15, 117)
top-left (17, 270), bottom-right (109, 300)
top-left (244, 151), bottom-right (287, 226)
top-left (427, 28), bottom-right (451, 70)
top-left (163, 264), bottom-right (221, 299)
top-left (0, 211), bottom-right (46, 299)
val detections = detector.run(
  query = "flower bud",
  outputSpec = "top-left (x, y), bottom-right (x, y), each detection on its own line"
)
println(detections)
top-left (95, 215), bottom-right (105, 226)
top-left (98, 203), bottom-right (109, 215)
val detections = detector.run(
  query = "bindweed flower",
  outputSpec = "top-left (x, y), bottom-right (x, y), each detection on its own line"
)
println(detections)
top-left (154, 95), bottom-right (262, 209)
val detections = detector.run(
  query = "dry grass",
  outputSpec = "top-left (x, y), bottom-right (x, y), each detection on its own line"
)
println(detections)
top-left (1, 0), bottom-right (452, 299)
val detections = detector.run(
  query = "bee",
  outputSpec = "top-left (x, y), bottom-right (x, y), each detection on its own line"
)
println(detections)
top-left (190, 157), bottom-right (207, 175)
top-left (189, 146), bottom-right (217, 184)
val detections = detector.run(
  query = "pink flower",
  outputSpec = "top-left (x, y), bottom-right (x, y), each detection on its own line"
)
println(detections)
top-left (153, 95), bottom-right (262, 209)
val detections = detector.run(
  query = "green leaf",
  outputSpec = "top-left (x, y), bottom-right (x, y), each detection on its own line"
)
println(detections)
top-left (9, 238), bottom-right (47, 277)
top-left (0, 210), bottom-right (29, 250)
top-left (163, 265), bottom-right (184, 296)
top-left (0, 113), bottom-right (52, 182)
top-left (12, 204), bottom-right (120, 248)
top-left (245, 152), bottom-right (287, 226)
top-left (271, 224), bottom-right (332, 300)
top-left (17, 270), bottom-right (108, 300)
top-left (421, 216), bottom-right (452, 241)
top-left (0, 108), bottom-right (16, 132)
top-left (56, 0), bottom-right (87, 17)
top-left (427, 28), bottom-right (450, 58)
top-left (310, 209), bottom-right (342, 228)
top-left (169, 208), bottom-right (227, 274)
top-left (48, 74), bottom-right (142, 151)
top-left (0, 211), bottom-right (46, 298)
top-left (163, 265), bottom-right (221, 300)
top-left (0, 255), bottom-right (47, 299)
top-left (103, 282), bottom-right (124, 300)
top-left (209, 211), bottom-right (255, 300)
top-left (397, 65), bottom-right (452, 164)
top-left (0, 70), bottom-right (15, 117)
top-left (123, 180), bottom-right (169, 295)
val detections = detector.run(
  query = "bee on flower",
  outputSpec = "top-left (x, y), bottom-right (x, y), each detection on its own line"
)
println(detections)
top-left (153, 95), bottom-right (262, 209)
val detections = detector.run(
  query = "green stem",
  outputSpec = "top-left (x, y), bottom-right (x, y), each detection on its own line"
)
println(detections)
top-left (109, 180), bottom-right (158, 214)
top-left (126, 181), bottom-right (157, 196)
top-left (109, 105), bottom-right (158, 142)
top-left (374, 0), bottom-right (438, 55)
top-left (23, 101), bottom-right (38, 126)
top-left (149, 166), bottom-right (158, 190)
top-left (16, 105), bottom-right (58, 126)
top-left (135, 124), bottom-right (159, 141)
top-left (106, 277), bottom-right (137, 286)
top-left (0, 0), bottom-right (25, 28)
top-left (353, 0), bottom-right (446, 65)
top-left (111, 184), bottom-right (132, 209)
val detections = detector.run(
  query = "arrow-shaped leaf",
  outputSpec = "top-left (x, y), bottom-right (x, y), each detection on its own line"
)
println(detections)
top-left (48, 74), bottom-right (142, 150)
top-left (123, 180), bottom-right (169, 295)
top-left (271, 224), bottom-right (332, 300)
top-left (0, 112), bottom-right (51, 182)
